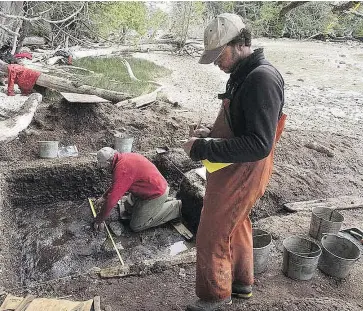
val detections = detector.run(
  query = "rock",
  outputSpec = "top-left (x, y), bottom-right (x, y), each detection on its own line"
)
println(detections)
top-left (89, 267), bottom-right (101, 279)
top-left (89, 266), bottom-right (101, 274)
top-left (76, 245), bottom-right (93, 256)
top-left (179, 267), bottom-right (186, 278)
top-left (104, 305), bottom-right (112, 311)
top-left (24, 129), bottom-right (40, 136)
top-left (109, 221), bottom-right (125, 236)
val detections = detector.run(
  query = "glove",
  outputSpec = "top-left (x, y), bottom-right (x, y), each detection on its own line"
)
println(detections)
top-left (94, 196), bottom-right (105, 212)
top-left (93, 218), bottom-right (105, 232)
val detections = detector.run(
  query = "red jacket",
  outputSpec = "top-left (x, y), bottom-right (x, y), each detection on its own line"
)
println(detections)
top-left (103, 153), bottom-right (167, 218)
top-left (7, 64), bottom-right (41, 96)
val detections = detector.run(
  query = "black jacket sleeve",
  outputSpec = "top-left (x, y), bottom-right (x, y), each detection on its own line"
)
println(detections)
top-left (190, 66), bottom-right (283, 163)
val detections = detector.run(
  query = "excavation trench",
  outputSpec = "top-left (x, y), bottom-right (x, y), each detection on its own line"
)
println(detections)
top-left (0, 155), bottom-right (201, 287)
top-left (0, 150), bottom-right (282, 288)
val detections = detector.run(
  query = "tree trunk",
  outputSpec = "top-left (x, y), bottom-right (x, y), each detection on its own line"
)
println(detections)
top-left (0, 59), bottom-right (130, 102)
top-left (15, 20), bottom-right (30, 53)
top-left (0, 1), bottom-right (24, 46)
top-left (36, 73), bottom-right (130, 102)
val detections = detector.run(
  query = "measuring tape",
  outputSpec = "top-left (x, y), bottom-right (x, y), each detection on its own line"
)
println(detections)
top-left (88, 198), bottom-right (125, 266)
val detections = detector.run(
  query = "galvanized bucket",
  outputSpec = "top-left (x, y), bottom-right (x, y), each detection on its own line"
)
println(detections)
top-left (38, 141), bottom-right (59, 158)
top-left (253, 228), bottom-right (272, 274)
top-left (318, 234), bottom-right (361, 279)
top-left (114, 134), bottom-right (134, 153)
top-left (309, 206), bottom-right (344, 241)
top-left (282, 236), bottom-right (322, 280)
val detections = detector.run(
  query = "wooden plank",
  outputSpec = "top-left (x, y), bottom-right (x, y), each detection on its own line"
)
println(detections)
top-left (25, 298), bottom-right (93, 311)
top-left (14, 295), bottom-right (36, 311)
top-left (60, 92), bottom-right (111, 104)
top-left (100, 248), bottom-right (196, 278)
top-left (69, 302), bottom-right (85, 311)
top-left (93, 296), bottom-right (101, 311)
top-left (172, 222), bottom-right (194, 241)
top-left (283, 196), bottom-right (363, 213)
top-left (116, 86), bottom-right (163, 109)
top-left (0, 294), bottom-right (24, 310)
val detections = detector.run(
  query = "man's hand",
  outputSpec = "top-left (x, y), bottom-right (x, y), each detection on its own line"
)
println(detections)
top-left (189, 124), bottom-right (210, 138)
top-left (93, 218), bottom-right (105, 232)
top-left (94, 196), bottom-right (105, 213)
top-left (193, 127), bottom-right (211, 138)
top-left (182, 137), bottom-right (198, 156)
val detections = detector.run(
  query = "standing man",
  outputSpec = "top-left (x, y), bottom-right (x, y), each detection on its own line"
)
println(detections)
top-left (182, 13), bottom-right (286, 311)
top-left (93, 147), bottom-right (181, 232)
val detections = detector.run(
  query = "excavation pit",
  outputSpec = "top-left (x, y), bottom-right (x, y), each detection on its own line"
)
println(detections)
top-left (0, 158), bottom-right (196, 287)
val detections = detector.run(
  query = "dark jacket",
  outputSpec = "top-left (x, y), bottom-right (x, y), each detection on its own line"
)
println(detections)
top-left (190, 48), bottom-right (284, 163)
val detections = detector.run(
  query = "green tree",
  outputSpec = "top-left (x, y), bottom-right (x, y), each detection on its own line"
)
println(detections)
top-left (89, 2), bottom-right (148, 43)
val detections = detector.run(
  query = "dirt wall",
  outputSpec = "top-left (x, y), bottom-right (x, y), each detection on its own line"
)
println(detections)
top-left (4, 160), bottom-right (110, 206)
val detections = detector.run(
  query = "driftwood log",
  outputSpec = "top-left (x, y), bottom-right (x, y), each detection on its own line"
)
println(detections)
top-left (0, 59), bottom-right (130, 102)
top-left (0, 93), bottom-right (42, 142)
top-left (283, 195), bottom-right (363, 213)
top-left (36, 74), bottom-right (130, 102)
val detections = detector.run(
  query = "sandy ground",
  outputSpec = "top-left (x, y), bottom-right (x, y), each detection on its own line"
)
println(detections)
top-left (0, 38), bottom-right (363, 310)
top-left (135, 38), bottom-right (363, 136)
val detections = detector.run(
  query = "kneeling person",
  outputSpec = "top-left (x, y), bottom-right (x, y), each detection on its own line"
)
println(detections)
top-left (94, 147), bottom-right (181, 232)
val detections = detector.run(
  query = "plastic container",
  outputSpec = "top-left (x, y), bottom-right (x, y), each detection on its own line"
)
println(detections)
top-left (114, 134), bottom-right (134, 153)
top-left (58, 145), bottom-right (78, 158)
top-left (318, 234), bottom-right (361, 279)
top-left (282, 236), bottom-right (322, 280)
top-left (38, 141), bottom-right (59, 158)
top-left (253, 228), bottom-right (272, 274)
top-left (309, 206), bottom-right (344, 240)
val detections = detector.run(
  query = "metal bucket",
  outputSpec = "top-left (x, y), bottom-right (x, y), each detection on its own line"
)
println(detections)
top-left (309, 206), bottom-right (344, 240)
top-left (282, 236), bottom-right (322, 280)
top-left (38, 141), bottom-right (59, 158)
top-left (318, 234), bottom-right (361, 279)
top-left (114, 134), bottom-right (134, 153)
top-left (253, 228), bottom-right (272, 274)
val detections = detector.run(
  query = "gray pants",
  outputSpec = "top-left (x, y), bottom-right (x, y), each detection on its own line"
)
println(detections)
top-left (127, 187), bottom-right (181, 232)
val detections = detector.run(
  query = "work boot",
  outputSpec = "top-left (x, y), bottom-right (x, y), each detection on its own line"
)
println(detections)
top-left (186, 297), bottom-right (232, 311)
top-left (170, 200), bottom-right (183, 223)
top-left (231, 283), bottom-right (252, 299)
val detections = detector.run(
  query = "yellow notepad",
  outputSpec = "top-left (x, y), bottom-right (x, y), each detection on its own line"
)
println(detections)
top-left (202, 159), bottom-right (232, 173)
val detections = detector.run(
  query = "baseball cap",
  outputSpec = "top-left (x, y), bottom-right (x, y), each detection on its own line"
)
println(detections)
top-left (97, 147), bottom-right (117, 167)
top-left (199, 13), bottom-right (246, 64)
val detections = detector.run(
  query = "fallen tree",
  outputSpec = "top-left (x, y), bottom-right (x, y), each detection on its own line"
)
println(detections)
top-left (0, 59), bottom-right (130, 102)
top-left (35, 73), bottom-right (130, 102)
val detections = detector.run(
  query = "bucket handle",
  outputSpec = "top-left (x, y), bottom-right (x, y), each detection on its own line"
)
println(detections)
top-left (253, 233), bottom-right (271, 237)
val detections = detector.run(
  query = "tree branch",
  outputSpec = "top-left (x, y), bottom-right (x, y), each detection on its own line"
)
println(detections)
top-left (331, 1), bottom-right (361, 14)
top-left (279, 1), bottom-right (309, 19)
top-left (0, 4), bottom-right (84, 24)
top-left (347, 8), bottom-right (363, 17)
top-left (0, 23), bottom-right (20, 37)
top-left (43, 5), bottom-right (84, 24)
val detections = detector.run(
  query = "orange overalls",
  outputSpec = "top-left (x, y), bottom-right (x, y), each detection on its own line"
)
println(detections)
top-left (195, 98), bottom-right (286, 301)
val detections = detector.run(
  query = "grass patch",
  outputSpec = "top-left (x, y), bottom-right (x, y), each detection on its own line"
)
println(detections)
top-left (69, 56), bottom-right (171, 96)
